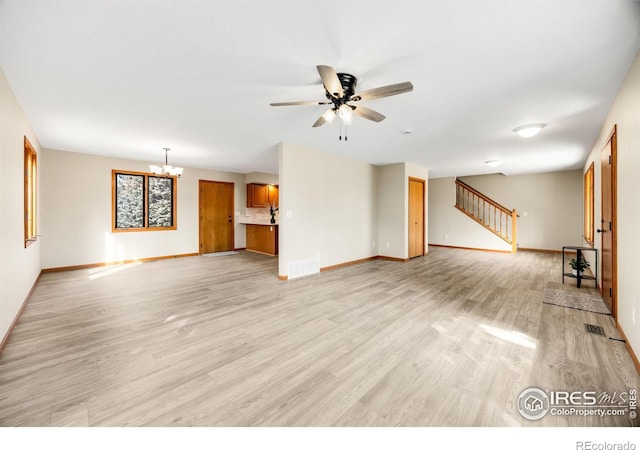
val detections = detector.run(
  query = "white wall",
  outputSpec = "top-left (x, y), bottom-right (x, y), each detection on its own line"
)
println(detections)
top-left (41, 149), bottom-right (247, 268)
top-left (460, 170), bottom-right (583, 250)
top-left (428, 171), bottom-right (582, 252)
top-left (376, 163), bottom-right (429, 260)
top-left (0, 68), bottom-right (42, 344)
top-left (245, 172), bottom-right (278, 185)
top-left (278, 142), bottom-right (378, 278)
top-left (429, 177), bottom-right (511, 252)
top-left (377, 164), bottom-right (406, 259)
top-left (583, 50), bottom-right (640, 361)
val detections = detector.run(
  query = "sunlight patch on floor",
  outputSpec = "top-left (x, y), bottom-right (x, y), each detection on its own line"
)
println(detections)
top-left (87, 261), bottom-right (142, 280)
top-left (479, 323), bottom-right (537, 349)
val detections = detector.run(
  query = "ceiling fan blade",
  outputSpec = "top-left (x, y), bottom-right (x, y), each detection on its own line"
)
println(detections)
top-left (312, 115), bottom-right (327, 127)
top-left (317, 65), bottom-right (344, 98)
top-left (352, 105), bottom-right (386, 122)
top-left (270, 100), bottom-right (330, 106)
top-left (352, 81), bottom-right (414, 101)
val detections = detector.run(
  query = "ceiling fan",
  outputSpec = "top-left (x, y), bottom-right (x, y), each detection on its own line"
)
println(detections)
top-left (270, 65), bottom-right (414, 129)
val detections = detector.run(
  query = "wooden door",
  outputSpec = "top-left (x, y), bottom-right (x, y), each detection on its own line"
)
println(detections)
top-left (199, 180), bottom-right (234, 254)
top-left (599, 126), bottom-right (616, 316)
top-left (408, 177), bottom-right (425, 258)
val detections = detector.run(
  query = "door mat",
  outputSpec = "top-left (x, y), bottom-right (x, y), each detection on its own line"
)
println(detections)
top-left (202, 251), bottom-right (240, 257)
top-left (543, 288), bottom-right (611, 315)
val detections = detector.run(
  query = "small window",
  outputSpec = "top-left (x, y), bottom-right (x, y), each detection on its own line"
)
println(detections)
top-left (24, 137), bottom-right (37, 247)
top-left (112, 170), bottom-right (177, 232)
top-left (584, 163), bottom-right (594, 246)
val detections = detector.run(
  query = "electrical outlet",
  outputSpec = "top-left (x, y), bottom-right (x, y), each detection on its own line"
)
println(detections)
top-left (372, 242), bottom-right (376, 248)
top-left (386, 242), bottom-right (390, 248)
top-left (444, 234), bottom-right (448, 239)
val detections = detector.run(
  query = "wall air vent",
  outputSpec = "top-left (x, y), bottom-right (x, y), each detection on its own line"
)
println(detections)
top-left (288, 256), bottom-right (320, 279)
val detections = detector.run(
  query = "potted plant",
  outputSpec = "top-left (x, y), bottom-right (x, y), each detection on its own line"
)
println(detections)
top-left (569, 255), bottom-right (590, 276)
top-left (269, 203), bottom-right (278, 224)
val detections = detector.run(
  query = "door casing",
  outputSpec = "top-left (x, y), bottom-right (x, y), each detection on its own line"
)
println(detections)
top-left (599, 125), bottom-right (617, 318)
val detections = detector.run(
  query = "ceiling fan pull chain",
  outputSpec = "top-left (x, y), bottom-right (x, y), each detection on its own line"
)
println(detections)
top-left (345, 126), bottom-right (348, 142)
top-left (339, 121), bottom-right (342, 140)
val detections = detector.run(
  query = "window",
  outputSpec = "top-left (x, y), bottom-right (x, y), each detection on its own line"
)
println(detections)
top-left (584, 162), bottom-right (594, 246)
top-left (112, 170), bottom-right (177, 232)
top-left (24, 137), bottom-right (37, 247)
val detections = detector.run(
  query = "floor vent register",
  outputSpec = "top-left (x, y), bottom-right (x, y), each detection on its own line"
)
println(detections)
top-left (585, 323), bottom-right (606, 336)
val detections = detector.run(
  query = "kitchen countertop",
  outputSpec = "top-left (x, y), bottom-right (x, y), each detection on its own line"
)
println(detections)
top-left (239, 219), bottom-right (279, 226)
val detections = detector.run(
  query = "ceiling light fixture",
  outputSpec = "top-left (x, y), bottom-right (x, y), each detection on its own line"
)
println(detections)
top-left (322, 108), bottom-right (336, 124)
top-left (149, 147), bottom-right (183, 178)
top-left (338, 104), bottom-right (353, 126)
top-left (485, 160), bottom-right (502, 168)
top-left (513, 123), bottom-right (546, 138)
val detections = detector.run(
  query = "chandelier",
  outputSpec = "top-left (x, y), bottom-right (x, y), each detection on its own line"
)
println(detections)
top-left (149, 147), bottom-right (183, 177)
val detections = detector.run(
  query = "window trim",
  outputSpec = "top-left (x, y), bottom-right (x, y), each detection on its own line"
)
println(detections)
top-left (584, 162), bottom-right (594, 246)
top-left (111, 170), bottom-right (177, 232)
top-left (24, 136), bottom-right (37, 247)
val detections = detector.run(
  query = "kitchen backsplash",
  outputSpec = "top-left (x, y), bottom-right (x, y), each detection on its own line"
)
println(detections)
top-left (245, 207), bottom-right (278, 222)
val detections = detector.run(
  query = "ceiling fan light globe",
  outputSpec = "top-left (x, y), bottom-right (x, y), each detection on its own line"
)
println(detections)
top-left (338, 104), bottom-right (353, 122)
top-left (322, 109), bottom-right (336, 124)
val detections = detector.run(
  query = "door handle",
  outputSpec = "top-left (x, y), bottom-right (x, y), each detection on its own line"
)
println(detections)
top-left (596, 229), bottom-right (606, 233)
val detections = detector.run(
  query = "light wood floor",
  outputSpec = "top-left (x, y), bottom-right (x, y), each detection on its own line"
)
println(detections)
top-left (1, 247), bottom-right (638, 426)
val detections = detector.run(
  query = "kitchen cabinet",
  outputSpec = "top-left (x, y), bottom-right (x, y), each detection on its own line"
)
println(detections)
top-left (246, 183), bottom-right (267, 208)
top-left (246, 224), bottom-right (278, 256)
top-left (246, 183), bottom-right (278, 208)
top-left (267, 185), bottom-right (278, 206)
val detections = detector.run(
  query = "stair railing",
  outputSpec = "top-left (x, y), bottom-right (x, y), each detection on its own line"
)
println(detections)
top-left (455, 178), bottom-right (518, 253)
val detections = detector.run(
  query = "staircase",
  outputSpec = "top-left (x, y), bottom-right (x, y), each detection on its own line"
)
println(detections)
top-left (455, 178), bottom-right (518, 253)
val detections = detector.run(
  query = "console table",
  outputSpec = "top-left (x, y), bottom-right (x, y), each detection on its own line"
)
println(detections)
top-left (562, 246), bottom-right (597, 288)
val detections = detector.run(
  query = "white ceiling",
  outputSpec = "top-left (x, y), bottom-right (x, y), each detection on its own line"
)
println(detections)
top-left (1, 1), bottom-right (639, 178)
